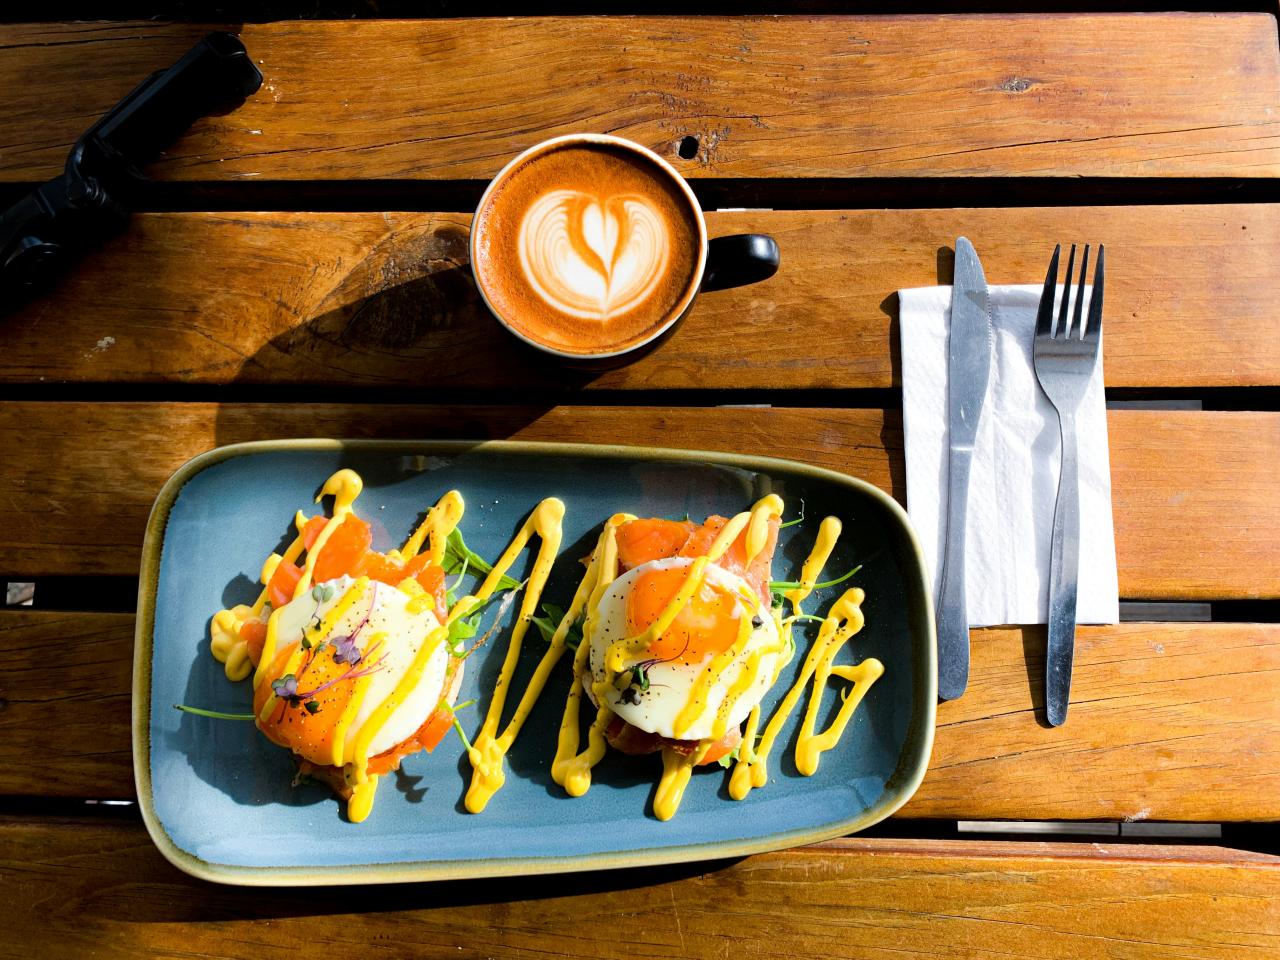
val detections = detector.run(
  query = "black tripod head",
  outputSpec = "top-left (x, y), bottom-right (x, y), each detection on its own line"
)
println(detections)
top-left (1, 31), bottom-right (262, 311)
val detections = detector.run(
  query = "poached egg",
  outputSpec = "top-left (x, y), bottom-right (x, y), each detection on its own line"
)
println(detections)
top-left (587, 556), bottom-right (781, 741)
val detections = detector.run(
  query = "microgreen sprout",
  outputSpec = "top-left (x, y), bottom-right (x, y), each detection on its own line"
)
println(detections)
top-left (779, 499), bottom-right (806, 528)
top-left (331, 633), bottom-right (361, 665)
top-left (784, 613), bottom-right (830, 627)
top-left (173, 704), bottom-right (255, 721)
top-left (630, 663), bottom-right (652, 693)
top-left (271, 674), bottom-right (299, 699)
top-left (443, 698), bottom-right (476, 753)
top-left (444, 554), bottom-right (469, 608)
top-left (769, 563), bottom-right (863, 599)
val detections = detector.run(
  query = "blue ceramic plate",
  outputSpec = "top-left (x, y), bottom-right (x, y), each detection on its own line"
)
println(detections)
top-left (134, 440), bottom-right (936, 885)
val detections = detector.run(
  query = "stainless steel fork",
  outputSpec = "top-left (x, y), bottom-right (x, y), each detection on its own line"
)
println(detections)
top-left (1033, 243), bottom-right (1105, 727)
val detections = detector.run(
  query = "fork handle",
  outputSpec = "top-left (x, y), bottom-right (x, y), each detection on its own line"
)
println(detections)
top-left (1045, 410), bottom-right (1081, 727)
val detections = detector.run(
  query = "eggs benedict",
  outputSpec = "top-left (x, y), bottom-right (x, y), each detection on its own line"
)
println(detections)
top-left (209, 469), bottom-right (472, 822)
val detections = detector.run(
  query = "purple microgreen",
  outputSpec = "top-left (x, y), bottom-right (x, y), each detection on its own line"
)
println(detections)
top-left (293, 649), bottom-right (387, 701)
top-left (304, 700), bottom-right (321, 715)
top-left (173, 704), bottom-right (255, 721)
top-left (331, 633), bottom-right (361, 666)
top-left (271, 674), bottom-right (299, 699)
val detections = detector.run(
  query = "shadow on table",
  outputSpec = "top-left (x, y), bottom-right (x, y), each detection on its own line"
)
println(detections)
top-left (212, 214), bottom-right (599, 430)
top-left (118, 851), bottom-right (745, 921)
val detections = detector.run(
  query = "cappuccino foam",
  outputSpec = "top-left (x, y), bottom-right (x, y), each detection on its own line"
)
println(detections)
top-left (473, 142), bottom-right (702, 355)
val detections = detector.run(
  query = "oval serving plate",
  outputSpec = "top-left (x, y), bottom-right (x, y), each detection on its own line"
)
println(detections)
top-left (134, 440), bottom-right (936, 886)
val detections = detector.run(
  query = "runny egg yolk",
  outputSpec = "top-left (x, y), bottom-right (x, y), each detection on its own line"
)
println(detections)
top-left (625, 564), bottom-right (743, 664)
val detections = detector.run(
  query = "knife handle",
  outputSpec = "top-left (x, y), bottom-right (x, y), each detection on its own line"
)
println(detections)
top-left (937, 452), bottom-right (973, 701)
top-left (1045, 413), bottom-right (1081, 727)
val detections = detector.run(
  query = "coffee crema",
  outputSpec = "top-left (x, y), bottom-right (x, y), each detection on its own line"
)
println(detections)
top-left (473, 141), bottom-right (703, 356)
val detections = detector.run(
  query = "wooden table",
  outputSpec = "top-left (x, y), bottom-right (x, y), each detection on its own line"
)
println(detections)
top-left (2, 10), bottom-right (1279, 958)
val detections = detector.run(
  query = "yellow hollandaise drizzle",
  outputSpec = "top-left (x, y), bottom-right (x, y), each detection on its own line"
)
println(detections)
top-left (400, 490), bottom-right (464, 564)
top-left (654, 746), bottom-right (699, 822)
top-left (729, 518), bottom-right (882, 800)
top-left (551, 515), bottom-right (632, 797)
top-left (671, 604), bottom-right (756, 740)
top-left (463, 497), bottom-right (567, 814)
top-left (708, 586), bottom-right (787, 742)
top-left (346, 625), bottom-right (446, 824)
top-left (731, 516), bottom-right (842, 798)
top-left (330, 674), bottom-right (374, 768)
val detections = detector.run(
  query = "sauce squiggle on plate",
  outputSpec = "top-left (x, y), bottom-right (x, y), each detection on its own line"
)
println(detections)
top-left (470, 496), bottom-right (885, 821)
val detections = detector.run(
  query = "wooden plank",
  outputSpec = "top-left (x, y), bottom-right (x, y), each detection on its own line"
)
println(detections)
top-left (1, 403), bottom-right (1277, 601)
top-left (5, 206), bottom-right (1279, 389)
top-left (4, 608), bottom-right (1276, 822)
top-left (3, 16), bottom-right (1279, 183)
top-left (1, 821), bottom-right (1277, 958)
top-left (915, 622), bottom-right (1280, 822)
top-left (0, 612), bottom-right (134, 798)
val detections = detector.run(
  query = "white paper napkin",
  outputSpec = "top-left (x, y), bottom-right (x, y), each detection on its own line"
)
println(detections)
top-left (899, 284), bottom-right (1119, 627)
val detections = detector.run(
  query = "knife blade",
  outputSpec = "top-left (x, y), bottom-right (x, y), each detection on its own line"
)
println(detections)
top-left (936, 237), bottom-right (994, 701)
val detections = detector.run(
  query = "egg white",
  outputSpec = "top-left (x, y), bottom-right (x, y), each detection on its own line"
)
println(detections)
top-left (587, 556), bottom-right (780, 741)
top-left (273, 576), bottom-right (450, 758)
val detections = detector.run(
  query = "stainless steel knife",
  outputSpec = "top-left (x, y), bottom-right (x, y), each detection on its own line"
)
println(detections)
top-left (936, 237), bottom-right (994, 701)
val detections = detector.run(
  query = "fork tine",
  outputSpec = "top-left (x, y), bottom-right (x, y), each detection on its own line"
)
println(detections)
top-left (1035, 244), bottom-right (1060, 339)
top-left (1071, 244), bottom-right (1090, 340)
top-left (1056, 244), bottom-right (1076, 338)
top-left (1085, 244), bottom-right (1105, 342)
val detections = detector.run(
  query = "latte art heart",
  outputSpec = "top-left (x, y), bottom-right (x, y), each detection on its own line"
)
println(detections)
top-left (518, 190), bottom-right (671, 321)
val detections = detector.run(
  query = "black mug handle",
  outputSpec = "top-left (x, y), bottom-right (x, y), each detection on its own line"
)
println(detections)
top-left (701, 234), bottom-right (780, 292)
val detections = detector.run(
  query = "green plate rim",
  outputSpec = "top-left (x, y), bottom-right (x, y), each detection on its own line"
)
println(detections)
top-left (133, 438), bottom-right (938, 886)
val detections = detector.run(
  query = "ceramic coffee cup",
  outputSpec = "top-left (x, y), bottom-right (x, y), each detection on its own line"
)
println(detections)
top-left (470, 133), bottom-right (779, 365)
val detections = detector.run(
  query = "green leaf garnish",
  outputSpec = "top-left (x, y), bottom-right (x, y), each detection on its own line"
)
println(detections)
top-left (779, 499), bottom-right (806, 528)
top-left (531, 603), bottom-right (583, 651)
top-left (443, 528), bottom-right (521, 592)
top-left (716, 741), bottom-right (742, 768)
top-left (768, 563), bottom-right (863, 594)
top-left (447, 582), bottom-right (527, 657)
top-left (630, 663), bottom-right (651, 692)
top-left (442, 699), bottom-right (476, 753)
top-left (174, 704), bottom-right (255, 721)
